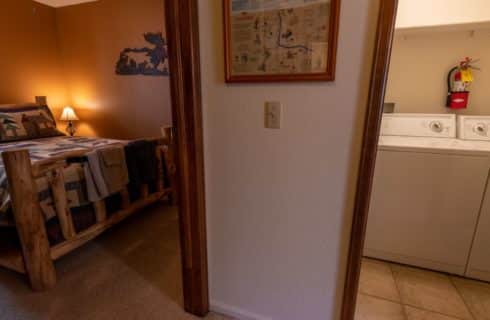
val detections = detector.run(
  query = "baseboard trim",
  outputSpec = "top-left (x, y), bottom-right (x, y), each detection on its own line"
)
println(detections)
top-left (210, 300), bottom-right (273, 320)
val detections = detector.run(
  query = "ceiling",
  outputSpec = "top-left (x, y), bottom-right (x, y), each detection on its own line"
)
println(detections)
top-left (33, 0), bottom-right (98, 8)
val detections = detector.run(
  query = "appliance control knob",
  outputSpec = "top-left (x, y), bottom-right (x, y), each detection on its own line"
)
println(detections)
top-left (430, 121), bottom-right (443, 133)
top-left (474, 123), bottom-right (488, 136)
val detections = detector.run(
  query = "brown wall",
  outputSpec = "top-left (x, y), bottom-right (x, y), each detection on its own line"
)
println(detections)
top-left (0, 0), bottom-right (171, 139)
top-left (56, 0), bottom-right (171, 139)
top-left (386, 29), bottom-right (490, 115)
top-left (0, 0), bottom-right (68, 114)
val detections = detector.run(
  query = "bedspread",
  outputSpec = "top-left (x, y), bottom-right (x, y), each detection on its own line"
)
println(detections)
top-left (0, 136), bottom-right (124, 222)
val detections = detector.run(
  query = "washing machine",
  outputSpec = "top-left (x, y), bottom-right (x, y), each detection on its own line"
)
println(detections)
top-left (458, 116), bottom-right (490, 281)
top-left (364, 114), bottom-right (490, 276)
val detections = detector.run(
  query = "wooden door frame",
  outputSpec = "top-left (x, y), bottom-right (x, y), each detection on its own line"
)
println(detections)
top-left (164, 0), bottom-right (209, 317)
top-left (164, 0), bottom-right (399, 318)
top-left (340, 1), bottom-right (399, 319)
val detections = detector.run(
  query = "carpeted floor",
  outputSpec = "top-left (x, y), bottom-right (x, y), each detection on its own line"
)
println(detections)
top-left (0, 204), bottom-right (231, 320)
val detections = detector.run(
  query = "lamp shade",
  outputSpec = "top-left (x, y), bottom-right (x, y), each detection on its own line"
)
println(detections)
top-left (60, 106), bottom-right (79, 121)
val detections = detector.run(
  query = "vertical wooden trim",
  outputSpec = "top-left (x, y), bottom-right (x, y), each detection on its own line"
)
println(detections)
top-left (140, 184), bottom-right (150, 199)
top-left (165, 0), bottom-right (209, 317)
top-left (120, 187), bottom-right (131, 209)
top-left (340, 1), bottom-right (398, 319)
top-left (2, 150), bottom-right (57, 291)
top-left (93, 200), bottom-right (107, 223)
top-left (326, 0), bottom-right (341, 82)
top-left (48, 168), bottom-right (76, 239)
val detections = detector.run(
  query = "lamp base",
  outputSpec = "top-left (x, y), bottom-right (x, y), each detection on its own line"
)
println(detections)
top-left (66, 121), bottom-right (76, 137)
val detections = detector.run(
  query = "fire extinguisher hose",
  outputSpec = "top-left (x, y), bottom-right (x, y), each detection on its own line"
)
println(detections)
top-left (446, 66), bottom-right (459, 107)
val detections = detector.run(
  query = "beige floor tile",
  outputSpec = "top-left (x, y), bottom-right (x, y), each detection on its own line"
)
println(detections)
top-left (359, 258), bottom-right (400, 302)
top-left (405, 306), bottom-right (461, 320)
top-left (452, 276), bottom-right (490, 320)
top-left (355, 294), bottom-right (406, 320)
top-left (392, 265), bottom-right (472, 320)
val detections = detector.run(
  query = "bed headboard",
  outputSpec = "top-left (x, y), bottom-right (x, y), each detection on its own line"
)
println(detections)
top-left (0, 103), bottom-right (43, 109)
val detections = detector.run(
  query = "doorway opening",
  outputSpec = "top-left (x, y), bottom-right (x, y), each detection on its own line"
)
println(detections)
top-left (343, 0), bottom-right (490, 319)
top-left (0, 0), bottom-right (208, 318)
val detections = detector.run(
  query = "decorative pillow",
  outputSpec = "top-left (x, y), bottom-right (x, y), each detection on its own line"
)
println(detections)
top-left (0, 104), bottom-right (65, 142)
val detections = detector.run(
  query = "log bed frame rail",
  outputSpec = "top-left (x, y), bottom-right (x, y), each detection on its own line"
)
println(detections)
top-left (0, 133), bottom-right (176, 291)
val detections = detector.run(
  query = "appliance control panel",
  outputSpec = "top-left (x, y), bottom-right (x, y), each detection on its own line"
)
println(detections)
top-left (380, 114), bottom-right (457, 138)
top-left (458, 116), bottom-right (490, 141)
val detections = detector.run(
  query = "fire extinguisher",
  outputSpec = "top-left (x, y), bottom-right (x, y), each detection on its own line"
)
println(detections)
top-left (446, 57), bottom-right (479, 109)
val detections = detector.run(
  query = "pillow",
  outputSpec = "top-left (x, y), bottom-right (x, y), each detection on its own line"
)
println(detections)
top-left (0, 104), bottom-right (65, 142)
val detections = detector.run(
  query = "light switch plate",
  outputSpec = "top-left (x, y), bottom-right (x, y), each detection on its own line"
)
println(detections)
top-left (265, 101), bottom-right (282, 129)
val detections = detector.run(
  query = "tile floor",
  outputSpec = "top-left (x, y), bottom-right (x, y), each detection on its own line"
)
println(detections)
top-left (356, 258), bottom-right (490, 320)
top-left (0, 204), bottom-right (232, 320)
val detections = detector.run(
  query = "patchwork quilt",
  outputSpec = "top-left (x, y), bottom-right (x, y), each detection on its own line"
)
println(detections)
top-left (0, 136), bottom-right (124, 223)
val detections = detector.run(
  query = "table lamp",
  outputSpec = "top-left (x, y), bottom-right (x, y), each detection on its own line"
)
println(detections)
top-left (60, 106), bottom-right (79, 136)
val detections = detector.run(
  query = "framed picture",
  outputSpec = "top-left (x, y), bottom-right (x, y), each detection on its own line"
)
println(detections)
top-left (223, 0), bottom-right (340, 83)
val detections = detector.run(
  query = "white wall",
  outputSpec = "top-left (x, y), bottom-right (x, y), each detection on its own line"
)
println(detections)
top-left (199, 1), bottom-right (380, 319)
top-left (396, 0), bottom-right (490, 29)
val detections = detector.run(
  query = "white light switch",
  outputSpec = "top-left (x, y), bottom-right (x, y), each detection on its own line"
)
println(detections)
top-left (265, 101), bottom-right (282, 129)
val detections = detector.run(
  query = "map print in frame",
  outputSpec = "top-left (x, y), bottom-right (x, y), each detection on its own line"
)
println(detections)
top-left (224, 0), bottom-right (340, 82)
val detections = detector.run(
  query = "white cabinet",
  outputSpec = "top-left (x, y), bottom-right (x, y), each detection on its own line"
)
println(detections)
top-left (396, 0), bottom-right (490, 29)
top-left (466, 174), bottom-right (490, 282)
top-left (364, 150), bottom-right (490, 275)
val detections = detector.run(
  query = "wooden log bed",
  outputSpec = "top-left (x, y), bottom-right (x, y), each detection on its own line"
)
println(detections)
top-left (0, 134), bottom-right (177, 291)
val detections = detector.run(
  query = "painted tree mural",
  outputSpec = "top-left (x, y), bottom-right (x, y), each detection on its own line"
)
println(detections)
top-left (115, 32), bottom-right (169, 76)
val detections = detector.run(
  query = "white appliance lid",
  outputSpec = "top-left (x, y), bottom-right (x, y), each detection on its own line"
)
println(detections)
top-left (380, 113), bottom-right (457, 138)
top-left (458, 116), bottom-right (490, 141)
top-left (379, 136), bottom-right (490, 154)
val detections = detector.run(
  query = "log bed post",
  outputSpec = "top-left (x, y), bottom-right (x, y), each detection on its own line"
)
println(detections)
top-left (120, 187), bottom-right (131, 209)
top-left (156, 146), bottom-right (165, 193)
top-left (93, 200), bottom-right (107, 222)
top-left (48, 168), bottom-right (76, 239)
top-left (2, 150), bottom-right (56, 291)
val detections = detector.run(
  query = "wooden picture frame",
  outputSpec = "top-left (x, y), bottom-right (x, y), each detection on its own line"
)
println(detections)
top-left (224, 0), bottom-right (340, 83)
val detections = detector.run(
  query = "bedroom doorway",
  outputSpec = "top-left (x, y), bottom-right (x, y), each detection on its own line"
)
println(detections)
top-left (0, 0), bottom-right (208, 318)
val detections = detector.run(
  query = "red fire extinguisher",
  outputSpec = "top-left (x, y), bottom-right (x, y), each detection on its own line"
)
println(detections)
top-left (446, 58), bottom-right (478, 109)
